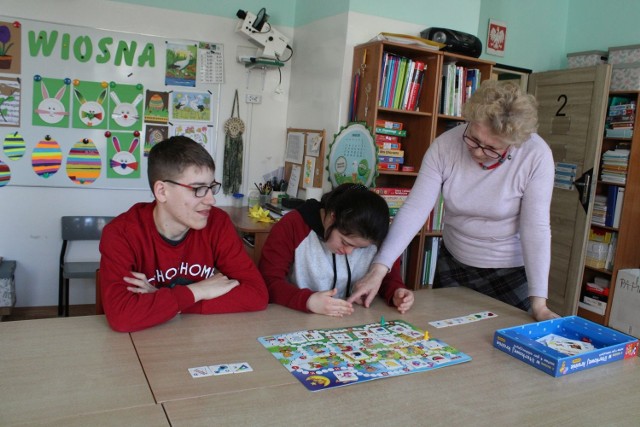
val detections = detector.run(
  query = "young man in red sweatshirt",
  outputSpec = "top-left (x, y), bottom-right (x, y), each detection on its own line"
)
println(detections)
top-left (99, 136), bottom-right (267, 332)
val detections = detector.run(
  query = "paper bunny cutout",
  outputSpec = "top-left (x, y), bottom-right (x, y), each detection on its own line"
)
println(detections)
top-left (34, 81), bottom-right (69, 124)
top-left (74, 88), bottom-right (107, 127)
top-left (109, 135), bottom-right (139, 176)
top-left (110, 91), bottom-right (143, 128)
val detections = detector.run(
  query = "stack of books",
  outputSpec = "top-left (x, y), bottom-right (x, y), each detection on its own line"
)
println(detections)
top-left (440, 63), bottom-right (481, 117)
top-left (425, 192), bottom-right (445, 231)
top-left (600, 149), bottom-right (630, 184)
top-left (422, 237), bottom-right (441, 288)
top-left (585, 228), bottom-right (617, 271)
top-left (579, 277), bottom-right (611, 316)
top-left (375, 120), bottom-right (406, 171)
top-left (371, 187), bottom-right (410, 218)
top-left (605, 98), bottom-right (635, 138)
top-left (591, 194), bottom-right (607, 226)
top-left (378, 53), bottom-right (427, 111)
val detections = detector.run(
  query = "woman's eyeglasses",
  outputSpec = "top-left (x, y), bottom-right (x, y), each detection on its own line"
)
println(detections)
top-left (463, 124), bottom-right (503, 159)
top-left (163, 180), bottom-right (222, 197)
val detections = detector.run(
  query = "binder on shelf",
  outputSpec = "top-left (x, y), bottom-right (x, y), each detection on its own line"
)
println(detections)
top-left (612, 187), bottom-right (625, 228)
top-left (605, 185), bottom-right (618, 227)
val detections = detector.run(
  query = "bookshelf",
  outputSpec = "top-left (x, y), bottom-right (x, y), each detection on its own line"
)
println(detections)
top-left (351, 40), bottom-right (493, 289)
top-left (577, 91), bottom-right (640, 324)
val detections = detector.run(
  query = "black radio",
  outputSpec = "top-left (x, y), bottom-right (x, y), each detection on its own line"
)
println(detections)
top-left (421, 27), bottom-right (482, 58)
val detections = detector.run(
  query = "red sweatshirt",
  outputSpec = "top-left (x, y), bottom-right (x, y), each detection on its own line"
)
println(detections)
top-left (259, 200), bottom-right (406, 312)
top-left (99, 202), bottom-right (268, 332)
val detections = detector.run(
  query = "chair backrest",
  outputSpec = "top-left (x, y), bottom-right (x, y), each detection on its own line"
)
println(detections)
top-left (61, 216), bottom-right (114, 241)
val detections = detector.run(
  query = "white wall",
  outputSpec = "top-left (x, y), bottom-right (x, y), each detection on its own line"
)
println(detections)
top-left (0, 0), bottom-right (292, 307)
top-left (3, 0), bottom-right (490, 308)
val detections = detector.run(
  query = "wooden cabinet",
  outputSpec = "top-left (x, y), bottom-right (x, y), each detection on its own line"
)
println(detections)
top-left (351, 40), bottom-right (493, 289)
top-left (578, 91), bottom-right (640, 324)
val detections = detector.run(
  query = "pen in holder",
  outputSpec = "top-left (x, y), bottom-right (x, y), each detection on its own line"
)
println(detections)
top-left (255, 182), bottom-right (272, 206)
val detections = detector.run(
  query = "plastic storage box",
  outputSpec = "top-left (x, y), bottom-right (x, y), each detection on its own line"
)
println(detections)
top-left (493, 316), bottom-right (638, 377)
top-left (610, 62), bottom-right (640, 91)
top-left (566, 50), bottom-right (607, 68)
top-left (608, 44), bottom-right (640, 65)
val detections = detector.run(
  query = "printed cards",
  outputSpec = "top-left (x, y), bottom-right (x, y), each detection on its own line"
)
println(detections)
top-left (429, 311), bottom-right (497, 328)
top-left (188, 362), bottom-right (253, 378)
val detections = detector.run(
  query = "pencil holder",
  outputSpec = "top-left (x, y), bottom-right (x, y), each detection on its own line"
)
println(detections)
top-left (248, 190), bottom-right (260, 207)
top-left (259, 194), bottom-right (270, 206)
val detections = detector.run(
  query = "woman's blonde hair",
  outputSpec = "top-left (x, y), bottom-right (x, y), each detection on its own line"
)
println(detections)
top-left (462, 80), bottom-right (538, 146)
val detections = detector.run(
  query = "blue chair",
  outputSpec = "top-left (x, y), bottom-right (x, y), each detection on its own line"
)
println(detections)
top-left (58, 216), bottom-right (114, 317)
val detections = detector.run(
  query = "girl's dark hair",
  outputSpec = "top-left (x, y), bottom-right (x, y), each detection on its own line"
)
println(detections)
top-left (320, 183), bottom-right (390, 247)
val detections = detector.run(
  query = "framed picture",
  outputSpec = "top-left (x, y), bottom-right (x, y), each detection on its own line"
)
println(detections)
top-left (487, 19), bottom-right (507, 57)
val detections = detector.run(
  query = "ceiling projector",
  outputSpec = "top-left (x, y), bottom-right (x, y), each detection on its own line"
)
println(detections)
top-left (236, 8), bottom-right (289, 59)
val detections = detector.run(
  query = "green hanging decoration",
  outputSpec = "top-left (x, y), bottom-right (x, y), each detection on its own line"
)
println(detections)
top-left (222, 90), bottom-right (245, 195)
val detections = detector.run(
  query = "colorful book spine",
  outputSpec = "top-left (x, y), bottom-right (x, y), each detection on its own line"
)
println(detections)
top-left (377, 162), bottom-right (401, 171)
top-left (406, 61), bottom-right (426, 111)
top-left (376, 142), bottom-right (402, 150)
top-left (371, 187), bottom-right (411, 196)
top-left (375, 134), bottom-right (400, 143)
top-left (375, 120), bottom-right (404, 130)
top-left (375, 127), bottom-right (407, 137)
top-left (377, 149), bottom-right (404, 157)
top-left (378, 156), bottom-right (405, 164)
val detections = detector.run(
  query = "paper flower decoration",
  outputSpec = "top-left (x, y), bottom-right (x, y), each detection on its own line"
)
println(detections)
top-left (248, 205), bottom-right (276, 223)
top-left (0, 25), bottom-right (13, 57)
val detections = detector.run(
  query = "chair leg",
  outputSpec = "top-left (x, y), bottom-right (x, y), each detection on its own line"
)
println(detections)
top-left (58, 271), bottom-right (64, 317)
top-left (64, 278), bottom-right (70, 317)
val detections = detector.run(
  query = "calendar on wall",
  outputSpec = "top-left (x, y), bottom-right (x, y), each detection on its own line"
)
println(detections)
top-left (326, 123), bottom-right (378, 188)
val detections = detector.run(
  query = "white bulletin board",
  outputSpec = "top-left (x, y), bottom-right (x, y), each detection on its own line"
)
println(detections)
top-left (0, 16), bottom-right (222, 190)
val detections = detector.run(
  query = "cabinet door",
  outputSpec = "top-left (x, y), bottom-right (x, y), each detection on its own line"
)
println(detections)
top-left (528, 64), bottom-right (611, 315)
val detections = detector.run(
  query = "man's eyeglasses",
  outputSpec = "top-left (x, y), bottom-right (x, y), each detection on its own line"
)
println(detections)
top-left (463, 124), bottom-right (503, 159)
top-left (163, 179), bottom-right (222, 197)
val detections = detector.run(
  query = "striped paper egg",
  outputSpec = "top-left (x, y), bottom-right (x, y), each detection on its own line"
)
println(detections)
top-left (148, 93), bottom-right (164, 111)
top-left (66, 139), bottom-right (102, 185)
top-left (3, 132), bottom-right (26, 160)
top-left (31, 138), bottom-right (62, 178)
top-left (0, 160), bottom-right (10, 187)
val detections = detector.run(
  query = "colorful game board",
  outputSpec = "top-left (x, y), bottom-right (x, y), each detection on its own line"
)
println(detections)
top-left (258, 319), bottom-right (471, 391)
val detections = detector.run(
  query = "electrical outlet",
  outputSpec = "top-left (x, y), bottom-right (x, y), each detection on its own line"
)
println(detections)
top-left (245, 93), bottom-right (262, 104)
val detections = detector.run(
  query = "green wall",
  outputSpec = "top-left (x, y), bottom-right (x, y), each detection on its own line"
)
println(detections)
top-left (478, 0), bottom-right (570, 71)
top-left (566, 0), bottom-right (640, 53)
top-left (113, 0), bottom-right (640, 72)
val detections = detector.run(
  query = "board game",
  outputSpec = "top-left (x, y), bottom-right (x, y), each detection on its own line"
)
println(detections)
top-left (258, 319), bottom-right (471, 391)
top-left (494, 315), bottom-right (639, 377)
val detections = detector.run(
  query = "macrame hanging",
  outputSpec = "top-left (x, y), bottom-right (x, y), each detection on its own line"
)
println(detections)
top-left (222, 90), bottom-right (245, 195)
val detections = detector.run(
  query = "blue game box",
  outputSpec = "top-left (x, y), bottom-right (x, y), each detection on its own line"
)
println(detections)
top-left (493, 316), bottom-right (638, 377)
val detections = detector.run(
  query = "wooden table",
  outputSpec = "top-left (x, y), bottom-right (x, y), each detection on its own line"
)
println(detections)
top-left (218, 205), bottom-right (275, 264)
top-left (149, 288), bottom-right (640, 426)
top-left (3, 289), bottom-right (639, 426)
top-left (0, 316), bottom-right (163, 426)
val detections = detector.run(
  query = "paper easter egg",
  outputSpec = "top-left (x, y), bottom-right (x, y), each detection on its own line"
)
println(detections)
top-left (0, 160), bottom-right (10, 187)
top-left (148, 93), bottom-right (164, 111)
top-left (66, 138), bottom-right (102, 185)
top-left (3, 132), bottom-right (26, 160)
top-left (31, 138), bottom-right (62, 178)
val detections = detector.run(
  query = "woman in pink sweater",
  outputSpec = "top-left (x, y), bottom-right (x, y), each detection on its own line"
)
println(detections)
top-left (349, 80), bottom-right (559, 321)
